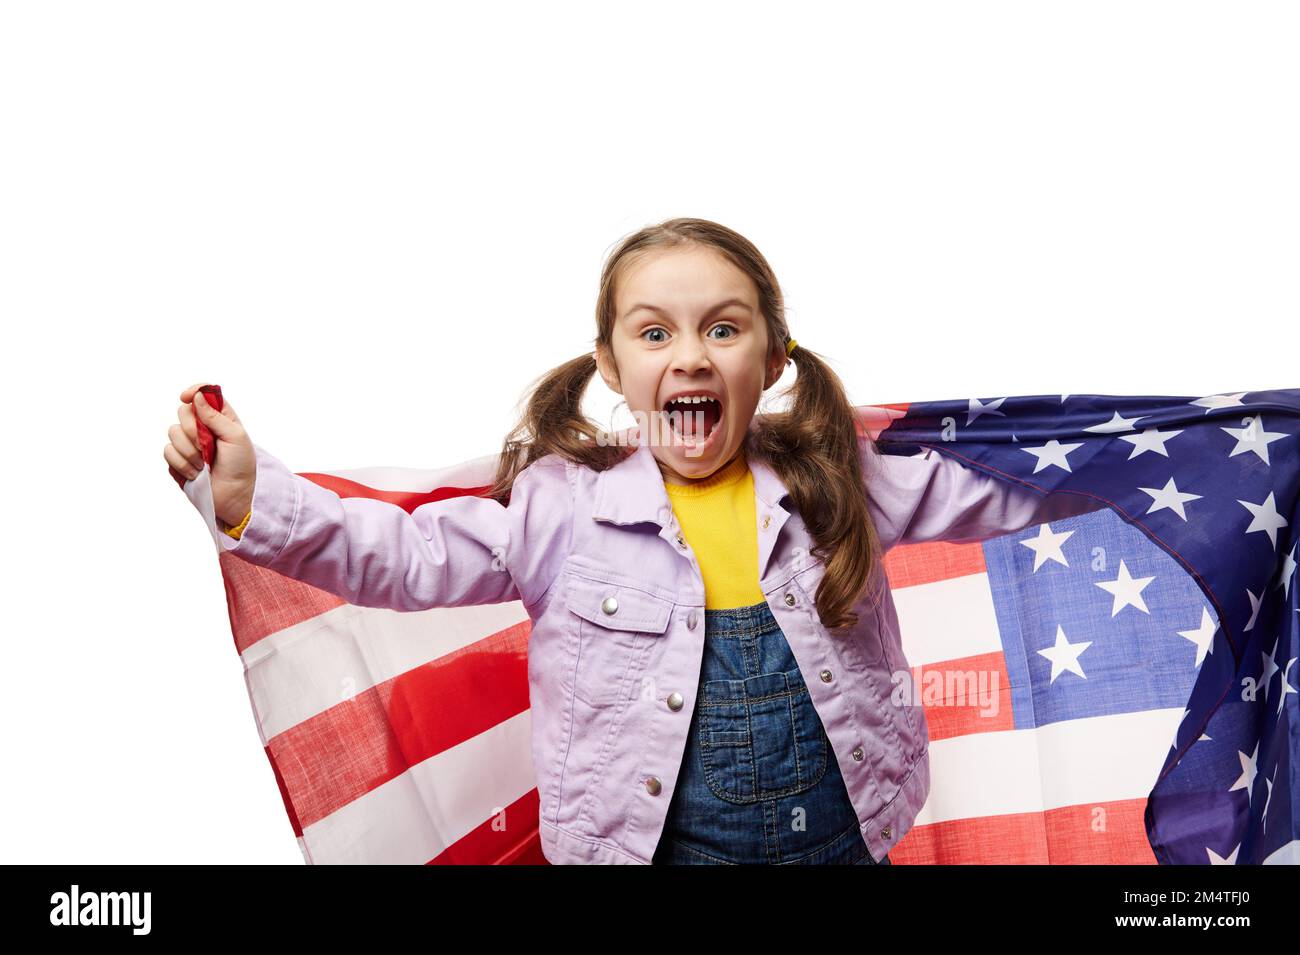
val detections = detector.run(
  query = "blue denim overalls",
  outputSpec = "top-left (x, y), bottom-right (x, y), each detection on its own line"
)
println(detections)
top-left (652, 600), bottom-right (892, 865)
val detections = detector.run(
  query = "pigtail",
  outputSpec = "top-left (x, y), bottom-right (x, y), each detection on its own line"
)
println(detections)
top-left (485, 353), bottom-right (632, 505)
top-left (748, 344), bottom-right (885, 631)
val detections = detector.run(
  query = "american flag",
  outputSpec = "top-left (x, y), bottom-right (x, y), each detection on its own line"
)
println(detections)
top-left (184, 390), bottom-right (1299, 865)
top-left (870, 390), bottom-right (1298, 865)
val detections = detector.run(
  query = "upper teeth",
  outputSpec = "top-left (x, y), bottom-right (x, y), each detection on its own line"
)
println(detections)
top-left (667, 395), bottom-right (717, 404)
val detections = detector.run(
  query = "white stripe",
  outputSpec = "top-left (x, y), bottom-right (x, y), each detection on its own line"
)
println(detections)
top-left (916, 707), bottom-right (1184, 822)
top-left (241, 600), bottom-right (528, 741)
top-left (182, 466), bottom-right (227, 550)
top-left (893, 572), bottom-right (1002, 667)
top-left (182, 452), bottom-right (501, 545)
top-left (318, 453), bottom-right (500, 493)
top-left (300, 709), bottom-right (536, 864)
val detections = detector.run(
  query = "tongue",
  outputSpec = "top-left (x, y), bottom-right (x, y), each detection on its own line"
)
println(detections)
top-left (668, 401), bottom-right (721, 438)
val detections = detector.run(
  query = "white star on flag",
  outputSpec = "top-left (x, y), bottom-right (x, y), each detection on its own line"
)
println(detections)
top-left (1260, 643), bottom-right (1281, 700)
top-left (1261, 769), bottom-right (1276, 833)
top-left (1238, 492), bottom-right (1288, 549)
top-left (1018, 523), bottom-right (1076, 571)
top-left (1140, 477), bottom-right (1202, 520)
top-left (1221, 415), bottom-right (1288, 465)
top-left (1095, 559), bottom-right (1156, 616)
top-left (1244, 587), bottom-right (1265, 631)
top-left (1276, 543), bottom-right (1297, 599)
top-left (1119, 427), bottom-right (1184, 459)
top-left (1278, 658), bottom-right (1298, 716)
top-left (1228, 742), bottom-right (1260, 805)
top-left (1176, 608), bottom-right (1217, 668)
top-left (1191, 392), bottom-right (1248, 412)
top-left (1036, 625), bottom-right (1092, 682)
top-left (1084, 411), bottom-right (1147, 434)
top-left (966, 397), bottom-right (1007, 425)
top-left (1206, 844), bottom-right (1240, 864)
top-left (1021, 439), bottom-right (1084, 473)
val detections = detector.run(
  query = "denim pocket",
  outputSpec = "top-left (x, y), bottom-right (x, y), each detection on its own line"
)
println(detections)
top-left (699, 665), bottom-right (829, 804)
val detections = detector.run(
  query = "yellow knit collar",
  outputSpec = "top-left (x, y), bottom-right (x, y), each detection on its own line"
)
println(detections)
top-left (662, 450), bottom-right (750, 497)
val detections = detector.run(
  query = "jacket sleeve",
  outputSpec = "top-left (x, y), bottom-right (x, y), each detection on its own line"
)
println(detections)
top-left (863, 441), bottom-right (1110, 551)
top-left (214, 443), bottom-right (573, 612)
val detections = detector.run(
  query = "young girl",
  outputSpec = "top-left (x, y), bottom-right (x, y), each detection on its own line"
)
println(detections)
top-left (165, 217), bottom-right (1101, 865)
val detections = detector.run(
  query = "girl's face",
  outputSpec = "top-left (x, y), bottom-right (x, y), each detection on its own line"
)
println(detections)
top-left (597, 245), bottom-right (787, 486)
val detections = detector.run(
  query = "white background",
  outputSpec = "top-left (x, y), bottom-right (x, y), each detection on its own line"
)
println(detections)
top-left (2, 1), bottom-right (1295, 862)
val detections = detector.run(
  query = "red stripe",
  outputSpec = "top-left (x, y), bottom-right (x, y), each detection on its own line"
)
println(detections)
top-left (300, 472), bottom-right (494, 513)
top-left (854, 403), bottom-right (911, 441)
top-left (913, 650), bottom-right (1014, 740)
top-left (221, 552), bottom-right (348, 654)
top-left (892, 799), bottom-right (1158, 864)
top-left (866, 401), bottom-right (912, 417)
top-left (428, 788), bottom-right (549, 865)
top-left (266, 618), bottom-right (532, 830)
top-left (882, 539), bottom-right (988, 589)
top-left (263, 743), bottom-right (304, 839)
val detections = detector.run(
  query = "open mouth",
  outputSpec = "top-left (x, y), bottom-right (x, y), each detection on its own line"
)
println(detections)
top-left (660, 394), bottom-right (723, 446)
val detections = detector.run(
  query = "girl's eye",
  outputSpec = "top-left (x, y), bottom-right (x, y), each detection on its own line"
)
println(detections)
top-left (641, 324), bottom-right (737, 344)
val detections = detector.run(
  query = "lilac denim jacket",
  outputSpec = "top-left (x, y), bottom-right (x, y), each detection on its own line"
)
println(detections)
top-left (216, 428), bottom-right (1102, 864)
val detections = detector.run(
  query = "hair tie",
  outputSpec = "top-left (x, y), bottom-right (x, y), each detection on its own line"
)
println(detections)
top-left (785, 338), bottom-right (798, 357)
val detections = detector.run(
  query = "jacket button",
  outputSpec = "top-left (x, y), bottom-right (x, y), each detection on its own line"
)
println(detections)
top-left (820, 669), bottom-right (833, 682)
top-left (667, 692), bottom-right (684, 711)
top-left (784, 593), bottom-right (796, 607)
top-left (645, 776), bottom-right (662, 795)
top-left (687, 611), bottom-right (698, 630)
top-left (762, 514), bottom-right (771, 529)
top-left (852, 747), bottom-right (864, 761)
top-left (881, 825), bottom-right (892, 839)
top-left (601, 596), bottom-right (618, 615)
top-left (675, 535), bottom-right (687, 549)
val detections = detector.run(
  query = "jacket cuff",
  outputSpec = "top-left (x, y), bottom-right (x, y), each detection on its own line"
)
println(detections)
top-left (214, 443), bottom-right (300, 563)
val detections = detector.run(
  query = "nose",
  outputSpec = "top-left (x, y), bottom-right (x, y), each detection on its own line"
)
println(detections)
top-left (670, 334), bottom-right (712, 374)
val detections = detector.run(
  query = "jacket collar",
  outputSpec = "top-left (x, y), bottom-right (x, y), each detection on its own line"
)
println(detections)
top-left (591, 423), bottom-right (792, 529)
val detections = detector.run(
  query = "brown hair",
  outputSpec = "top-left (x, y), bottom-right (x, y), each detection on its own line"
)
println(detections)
top-left (487, 217), bottom-right (884, 631)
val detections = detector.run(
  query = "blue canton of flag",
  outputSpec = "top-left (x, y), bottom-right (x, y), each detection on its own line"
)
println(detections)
top-left (877, 390), bottom-right (1299, 864)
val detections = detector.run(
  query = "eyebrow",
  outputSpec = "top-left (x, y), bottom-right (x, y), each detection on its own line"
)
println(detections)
top-left (623, 298), bottom-right (754, 320)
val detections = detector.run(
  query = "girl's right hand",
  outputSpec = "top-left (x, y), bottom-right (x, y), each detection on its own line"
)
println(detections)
top-left (164, 383), bottom-right (257, 527)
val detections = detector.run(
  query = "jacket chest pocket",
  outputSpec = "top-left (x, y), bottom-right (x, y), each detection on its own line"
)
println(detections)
top-left (563, 570), bottom-right (675, 708)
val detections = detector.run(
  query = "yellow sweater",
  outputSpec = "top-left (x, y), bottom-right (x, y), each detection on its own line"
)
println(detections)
top-left (662, 450), bottom-right (766, 609)
top-left (226, 453), bottom-right (768, 612)
top-left (221, 508), bottom-right (251, 539)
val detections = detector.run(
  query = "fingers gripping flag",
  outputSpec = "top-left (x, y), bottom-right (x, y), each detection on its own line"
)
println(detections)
top-left (183, 389), bottom-right (1299, 864)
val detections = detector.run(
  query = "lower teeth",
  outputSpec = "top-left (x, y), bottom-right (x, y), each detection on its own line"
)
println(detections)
top-left (675, 424), bottom-right (715, 443)
top-left (661, 410), bottom-right (719, 445)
